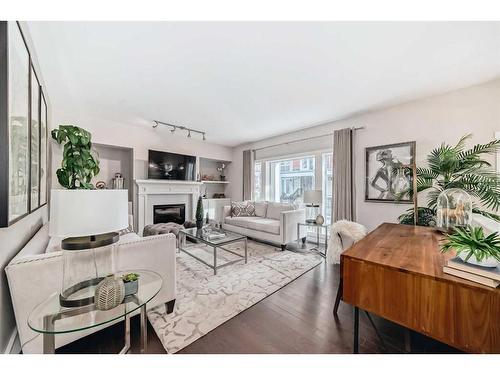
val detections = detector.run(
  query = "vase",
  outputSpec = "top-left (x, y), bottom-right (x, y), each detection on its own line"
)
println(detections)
top-left (458, 252), bottom-right (500, 268)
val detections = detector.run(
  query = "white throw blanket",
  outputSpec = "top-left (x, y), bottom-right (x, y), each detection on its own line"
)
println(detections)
top-left (327, 220), bottom-right (367, 264)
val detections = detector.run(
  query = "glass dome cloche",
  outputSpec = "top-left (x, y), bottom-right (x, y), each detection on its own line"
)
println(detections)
top-left (436, 188), bottom-right (473, 232)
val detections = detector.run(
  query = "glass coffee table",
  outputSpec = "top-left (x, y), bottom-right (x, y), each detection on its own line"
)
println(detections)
top-left (179, 227), bottom-right (248, 275)
top-left (28, 269), bottom-right (162, 354)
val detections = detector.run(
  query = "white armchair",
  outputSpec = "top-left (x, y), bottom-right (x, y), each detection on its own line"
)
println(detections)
top-left (6, 226), bottom-right (177, 354)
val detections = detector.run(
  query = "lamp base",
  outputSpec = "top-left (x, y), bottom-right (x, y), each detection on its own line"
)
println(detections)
top-left (60, 232), bottom-right (120, 307)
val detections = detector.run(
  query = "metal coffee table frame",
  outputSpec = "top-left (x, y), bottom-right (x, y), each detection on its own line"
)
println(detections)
top-left (179, 230), bottom-right (248, 275)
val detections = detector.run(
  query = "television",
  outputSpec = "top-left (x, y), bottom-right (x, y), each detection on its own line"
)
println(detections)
top-left (148, 150), bottom-right (197, 181)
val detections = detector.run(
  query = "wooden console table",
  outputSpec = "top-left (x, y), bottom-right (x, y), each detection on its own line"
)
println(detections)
top-left (341, 223), bottom-right (500, 353)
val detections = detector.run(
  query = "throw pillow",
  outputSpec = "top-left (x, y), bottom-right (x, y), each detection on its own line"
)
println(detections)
top-left (254, 201), bottom-right (268, 217)
top-left (231, 201), bottom-right (256, 217)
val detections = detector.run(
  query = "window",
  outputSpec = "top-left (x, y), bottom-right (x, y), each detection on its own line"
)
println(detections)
top-left (254, 162), bottom-right (262, 201)
top-left (266, 156), bottom-right (315, 203)
top-left (322, 153), bottom-right (333, 224)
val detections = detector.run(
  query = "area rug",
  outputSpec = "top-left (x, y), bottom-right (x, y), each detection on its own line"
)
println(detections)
top-left (147, 240), bottom-right (323, 353)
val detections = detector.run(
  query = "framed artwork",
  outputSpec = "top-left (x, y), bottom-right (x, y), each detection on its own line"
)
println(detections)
top-left (40, 92), bottom-right (47, 206)
top-left (365, 141), bottom-right (415, 203)
top-left (0, 21), bottom-right (48, 227)
top-left (30, 65), bottom-right (40, 211)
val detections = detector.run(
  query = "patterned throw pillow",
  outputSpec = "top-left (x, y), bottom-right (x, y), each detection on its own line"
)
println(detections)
top-left (231, 201), bottom-right (256, 217)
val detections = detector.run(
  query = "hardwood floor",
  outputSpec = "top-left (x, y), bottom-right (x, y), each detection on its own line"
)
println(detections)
top-left (58, 260), bottom-right (460, 354)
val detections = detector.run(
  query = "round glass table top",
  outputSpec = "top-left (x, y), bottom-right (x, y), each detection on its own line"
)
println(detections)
top-left (28, 269), bottom-right (162, 334)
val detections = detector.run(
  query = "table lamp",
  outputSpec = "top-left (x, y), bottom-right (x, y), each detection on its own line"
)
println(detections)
top-left (50, 189), bottom-right (128, 307)
top-left (303, 190), bottom-right (322, 224)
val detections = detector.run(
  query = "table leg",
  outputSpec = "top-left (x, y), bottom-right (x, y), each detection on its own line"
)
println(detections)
top-left (140, 304), bottom-right (147, 354)
top-left (353, 306), bottom-right (359, 354)
top-left (325, 227), bottom-right (328, 256)
top-left (214, 246), bottom-right (217, 275)
top-left (119, 312), bottom-right (131, 354)
top-left (244, 238), bottom-right (248, 263)
top-left (317, 226), bottom-right (320, 248)
top-left (43, 315), bottom-right (55, 354)
top-left (297, 223), bottom-right (300, 245)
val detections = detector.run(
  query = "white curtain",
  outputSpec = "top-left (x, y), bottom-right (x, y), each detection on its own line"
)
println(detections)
top-left (242, 149), bottom-right (254, 201)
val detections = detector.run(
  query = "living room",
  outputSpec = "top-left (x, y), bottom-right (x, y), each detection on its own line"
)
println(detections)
top-left (1, 1), bottom-right (500, 373)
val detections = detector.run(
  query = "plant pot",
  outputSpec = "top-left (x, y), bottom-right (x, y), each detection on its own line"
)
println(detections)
top-left (124, 280), bottom-right (138, 296)
top-left (196, 219), bottom-right (203, 229)
top-left (458, 252), bottom-right (500, 268)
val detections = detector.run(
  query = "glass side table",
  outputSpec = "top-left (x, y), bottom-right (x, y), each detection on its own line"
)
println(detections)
top-left (297, 222), bottom-right (330, 258)
top-left (28, 269), bottom-right (162, 354)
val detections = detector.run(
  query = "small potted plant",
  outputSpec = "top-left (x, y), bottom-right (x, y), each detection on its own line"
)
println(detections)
top-left (440, 226), bottom-right (500, 268)
top-left (122, 273), bottom-right (140, 296)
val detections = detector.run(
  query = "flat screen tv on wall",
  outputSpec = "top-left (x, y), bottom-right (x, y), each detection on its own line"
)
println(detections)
top-left (148, 150), bottom-right (197, 181)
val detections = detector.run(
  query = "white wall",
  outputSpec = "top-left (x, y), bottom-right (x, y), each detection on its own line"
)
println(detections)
top-left (50, 113), bottom-right (233, 185)
top-left (228, 79), bottom-right (500, 231)
top-left (0, 22), bottom-right (52, 354)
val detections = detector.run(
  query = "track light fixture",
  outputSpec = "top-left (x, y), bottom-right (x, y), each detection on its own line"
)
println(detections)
top-left (153, 120), bottom-right (206, 141)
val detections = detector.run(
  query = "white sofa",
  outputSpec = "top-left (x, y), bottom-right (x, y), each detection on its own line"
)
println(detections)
top-left (5, 223), bottom-right (177, 354)
top-left (222, 201), bottom-right (306, 250)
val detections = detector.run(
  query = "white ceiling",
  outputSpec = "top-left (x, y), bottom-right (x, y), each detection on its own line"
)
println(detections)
top-left (27, 22), bottom-right (500, 147)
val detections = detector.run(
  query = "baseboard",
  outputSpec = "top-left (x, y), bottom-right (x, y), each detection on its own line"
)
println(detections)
top-left (3, 329), bottom-right (20, 354)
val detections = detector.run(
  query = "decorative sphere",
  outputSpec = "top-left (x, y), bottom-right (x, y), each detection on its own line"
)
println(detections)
top-left (95, 276), bottom-right (125, 311)
top-left (315, 214), bottom-right (325, 225)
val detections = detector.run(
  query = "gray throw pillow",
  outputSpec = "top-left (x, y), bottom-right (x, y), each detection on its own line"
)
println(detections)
top-left (231, 201), bottom-right (256, 217)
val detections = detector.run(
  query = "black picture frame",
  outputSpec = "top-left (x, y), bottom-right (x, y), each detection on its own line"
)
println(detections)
top-left (0, 21), bottom-right (48, 227)
top-left (365, 141), bottom-right (416, 203)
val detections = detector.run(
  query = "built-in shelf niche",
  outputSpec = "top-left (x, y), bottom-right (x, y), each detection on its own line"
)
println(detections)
top-left (92, 143), bottom-right (134, 201)
top-left (199, 157), bottom-right (231, 199)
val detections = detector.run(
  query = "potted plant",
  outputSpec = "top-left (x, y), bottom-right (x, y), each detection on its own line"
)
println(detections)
top-left (195, 196), bottom-right (204, 229)
top-left (440, 226), bottom-right (500, 268)
top-left (122, 273), bottom-right (140, 296)
top-left (51, 125), bottom-right (100, 189)
top-left (398, 134), bottom-right (500, 226)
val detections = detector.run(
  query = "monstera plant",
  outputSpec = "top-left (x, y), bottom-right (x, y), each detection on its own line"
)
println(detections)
top-left (51, 125), bottom-right (100, 189)
top-left (399, 134), bottom-right (500, 225)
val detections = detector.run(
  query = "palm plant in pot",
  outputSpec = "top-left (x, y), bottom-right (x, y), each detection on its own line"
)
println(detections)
top-left (441, 226), bottom-right (500, 268)
top-left (399, 134), bottom-right (500, 226)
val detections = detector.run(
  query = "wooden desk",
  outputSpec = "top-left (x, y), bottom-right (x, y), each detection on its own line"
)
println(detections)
top-left (341, 223), bottom-right (500, 353)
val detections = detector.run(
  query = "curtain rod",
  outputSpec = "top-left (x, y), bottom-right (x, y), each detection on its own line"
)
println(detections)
top-left (252, 126), bottom-right (364, 152)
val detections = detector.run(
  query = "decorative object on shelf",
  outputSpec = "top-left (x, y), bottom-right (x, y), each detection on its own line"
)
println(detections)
top-left (202, 174), bottom-right (215, 181)
top-left (122, 272), bottom-right (140, 296)
top-left (49, 189), bottom-right (128, 307)
top-left (304, 190), bottom-right (322, 224)
top-left (1, 22), bottom-right (49, 227)
top-left (315, 214), bottom-right (325, 225)
top-left (399, 134), bottom-right (500, 226)
top-left (94, 276), bottom-right (125, 311)
top-left (217, 163), bottom-right (227, 181)
top-left (365, 141), bottom-right (415, 203)
top-left (195, 196), bottom-right (204, 229)
top-left (51, 125), bottom-right (100, 189)
top-left (436, 188), bottom-right (472, 233)
top-left (213, 193), bottom-right (226, 199)
top-left (112, 172), bottom-right (124, 189)
top-left (153, 120), bottom-right (206, 141)
top-left (441, 226), bottom-right (500, 268)
top-left (96, 181), bottom-right (107, 189)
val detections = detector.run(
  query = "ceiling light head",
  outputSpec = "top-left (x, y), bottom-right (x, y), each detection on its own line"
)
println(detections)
top-left (170, 126), bottom-right (176, 133)
top-left (187, 130), bottom-right (191, 138)
top-left (202, 133), bottom-right (206, 141)
top-left (153, 121), bottom-right (159, 128)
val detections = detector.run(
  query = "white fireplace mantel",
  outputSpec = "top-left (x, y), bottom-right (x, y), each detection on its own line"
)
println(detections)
top-left (135, 179), bottom-right (202, 235)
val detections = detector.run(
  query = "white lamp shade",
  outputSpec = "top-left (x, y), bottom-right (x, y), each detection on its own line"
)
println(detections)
top-left (303, 190), bottom-right (323, 204)
top-left (49, 190), bottom-right (129, 237)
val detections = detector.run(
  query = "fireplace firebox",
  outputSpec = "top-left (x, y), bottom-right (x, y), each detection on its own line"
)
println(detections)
top-left (153, 204), bottom-right (186, 225)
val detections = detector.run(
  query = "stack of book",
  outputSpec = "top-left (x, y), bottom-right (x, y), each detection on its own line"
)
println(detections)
top-left (443, 257), bottom-right (500, 288)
